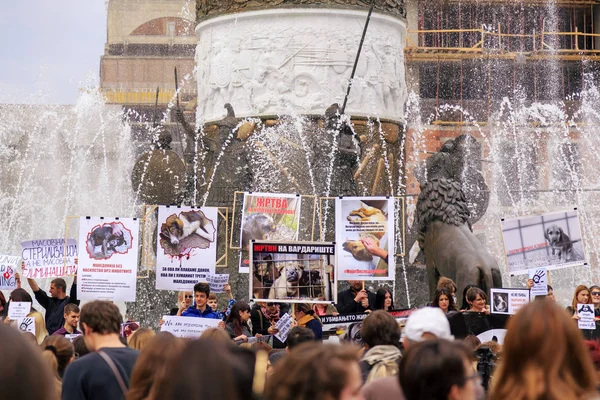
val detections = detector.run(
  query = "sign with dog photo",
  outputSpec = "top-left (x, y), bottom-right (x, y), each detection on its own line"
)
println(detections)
top-left (239, 193), bottom-right (302, 273)
top-left (250, 241), bottom-right (336, 304)
top-left (78, 217), bottom-right (138, 301)
top-left (500, 210), bottom-right (586, 275)
top-left (335, 197), bottom-right (395, 281)
top-left (21, 239), bottom-right (78, 279)
top-left (490, 288), bottom-right (530, 315)
top-left (155, 206), bottom-right (218, 291)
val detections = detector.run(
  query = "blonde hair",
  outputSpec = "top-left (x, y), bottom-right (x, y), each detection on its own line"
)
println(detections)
top-left (128, 328), bottom-right (155, 351)
top-left (27, 311), bottom-right (48, 345)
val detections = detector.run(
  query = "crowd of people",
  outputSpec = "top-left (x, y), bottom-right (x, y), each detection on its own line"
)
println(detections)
top-left (4, 273), bottom-right (600, 400)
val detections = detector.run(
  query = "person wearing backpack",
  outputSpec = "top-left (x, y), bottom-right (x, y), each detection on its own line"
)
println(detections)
top-left (359, 310), bottom-right (402, 383)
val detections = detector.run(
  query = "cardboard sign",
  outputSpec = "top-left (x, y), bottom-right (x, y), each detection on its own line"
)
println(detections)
top-left (21, 239), bottom-right (78, 278)
top-left (250, 241), bottom-right (336, 304)
top-left (239, 192), bottom-right (302, 273)
top-left (500, 210), bottom-right (586, 275)
top-left (160, 315), bottom-right (221, 338)
top-left (528, 267), bottom-right (548, 297)
top-left (156, 206), bottom-right (219, 291)
top-left (274, 313), bottom-right (293, 343)
top-left (8, 302), bottom-right (31, 320)
top-left (78, 217), bottom-right (139, 302)
top-left (0, 255), bottom-right (20, 290)
top-left (17, 317), bottom-right (36, 335)
top-left (335, 197), bottom-right (395, 281)
top-left (577, 303), bottom-right (596, 330)
top-left (205, 274), bottom-right (229, 294)
top-left (490, 288), bottom-right (530, 315)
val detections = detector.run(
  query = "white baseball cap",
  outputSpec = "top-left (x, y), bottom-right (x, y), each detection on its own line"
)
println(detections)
top-left (403, 307), bottom-right (454, 342)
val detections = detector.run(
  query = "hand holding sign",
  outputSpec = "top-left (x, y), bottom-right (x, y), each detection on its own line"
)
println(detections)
top-left (528, 268), bottom-right (548, 297)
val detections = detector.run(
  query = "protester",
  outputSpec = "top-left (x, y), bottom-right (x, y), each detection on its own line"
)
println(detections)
top-left (42, 335), bottom-right (75, 378)
top-left (207, 283), bottom-right (236, 319)
top-left (0, 324), bottom-right (58, 400)
top-left (460, 284), bottom-right (476, 311)
top-left (374, 288), bottom-right (394, 311)
top-left (490, 300), bottom-right (598, 399)
top-left (432, 288), bottom-right (458, 313)
top-left (128, 327), bottom-right (156, 351)
top-left (567, 284), bottom-right (591, 318)
top-left (465, 287), bottom-right (489, 314)
top-left (463, 335), bottom-right (481, 352)
top-left (590, 285), bottom-right (600, 317)
top-left (52, 304), bottom-right (81, 336)
top-left (27, 275), bottom-right (79, 335)
top-left (181, 282), bottom-right (221, 319)
top-left (3, 287), bottom-right (35, 324)
top-left (267, 350), bottom-right (287, 379)
top-left (155, 339), bottom-right (256, 400)
top-left (41, 341), bottom-right (64, 399)
top-left (170, 291), bottom-right (193, 316)
top-left (29, 310), bottom-right (49, 345)
top-left (251, 301), bottom-right (285, 349)
top-left (437, 277), bottom-right (457, 299)
top-left (294, 303), bottom-right (323, 340)
top-left (313, 292), bottom-right (339, 316)
top-left (72, 335), bottom-right (90, 359)
top-left (359, 310), bottom-right (402, 383)
top-left (127, 332), bottom-right (185, 400)
top-left (399, 339), bottom-right (479, 400)
top-left (336, 280), bottom-right (376, 314)
top-left (62, 301), bottom-right (139, 400)
top-left (286, 326), bottom-right (316, 351)
top-left (225, 301), bottom-right (252, 343)
top-left (546, 284), bottom-right (556, 301)
top-left (265, 343), bottom-right (362, 400)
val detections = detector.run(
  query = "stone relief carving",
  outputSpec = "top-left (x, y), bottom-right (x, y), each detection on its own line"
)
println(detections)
top-left (196, 9), bottom-right (408, 122)
top-left (196, 0), bottom-right (407, 21)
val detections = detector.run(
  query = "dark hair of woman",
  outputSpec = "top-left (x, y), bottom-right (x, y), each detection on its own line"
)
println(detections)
top-left (41, 335), bottom-right (75, 378)
top-left (432, 288), bottom-right (458, 312)
top-left (226, 301), bottom-right (252, 336)
top-left (9, 288), bottom-right (33, 303)
top-left (296, 303), bottom-right (315, 315)
top-left (374, 288), bottom-right (394, 311)
top-left (460, 284), bottom-right (476, 310)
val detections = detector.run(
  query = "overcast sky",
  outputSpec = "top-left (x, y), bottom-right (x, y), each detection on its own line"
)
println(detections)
top-left (0, 1), bottom-right (107, 104)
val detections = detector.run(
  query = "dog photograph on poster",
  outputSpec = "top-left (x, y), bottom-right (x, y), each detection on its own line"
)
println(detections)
top-left (250, 241), bottom-right (336, 304)
top-left (159, 209), bottom-right (216, 256)
top-left (501, 210), bottom-right (586, 275)
top-left (86, 221), bottom-right (132, 260)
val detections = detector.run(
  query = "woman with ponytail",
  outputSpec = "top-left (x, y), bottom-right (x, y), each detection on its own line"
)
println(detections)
top-left (225, 302), bottom-right (252, 344)
top-left (294, 303), bottom-right (322, 340)
top-left (41, 336), bottom-right (75, 398)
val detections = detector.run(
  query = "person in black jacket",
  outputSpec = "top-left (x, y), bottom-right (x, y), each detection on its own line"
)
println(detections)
top-left (250, 302), bottom-right (286, 348)
top-left (27, 275), bottom-right (79, 335)
top-left (336, 281), bottom-right (376, 314)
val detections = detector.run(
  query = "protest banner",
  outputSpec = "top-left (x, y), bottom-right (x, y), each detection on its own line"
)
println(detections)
top-left (0, 255), bottom-right (20, 290)
top-left (77, 217), bottom-right (139, 301)
top-left (205, 274), bottom-right (229, 294)
top-left (490, 288), bottom-right (530, 315)
top-left (250, 241), bottom-right (336, 304)
top-left (239, 192), bottom-right (302, 273)
top-left (21, 239), bottom-right (77, 279)
top-left (17, 317), bottom-right (35, 335)
top-left (335, 197), bottom-right (395, 280)
top-left (321, 313), bottom-right (368, 331)
top-left (500, 210), bottom-right (586, 275)
top-left (156, 206), bottom-right (219, 291)
top-left (274, 313), bottom-right (293, 343)
top-left (578, 303), bottom-right (596, 330)
top-left (528, 267), bottom-right (548, 297)
top-left (8, 302), bottom-right (31, 320)
top-left (160, 315), bottom-right (221, 338)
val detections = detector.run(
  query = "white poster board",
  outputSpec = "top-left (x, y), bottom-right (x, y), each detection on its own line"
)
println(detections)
top-left (500, 210), bottom-right (586, 275)
top-left (8, 302), bottom-right (31, 320)
top-left (77, 217), bottom-right (139, 301)
top-left (17, 317), bottom-right (36, 335)
top-left (205, 274), bottom-right (229, 294)
top-left (160, 315), bottom-right (221, 338)
top-left (528, 267), bottom-right (548, 297)
top-left (274, 313), bottom-right (293, 343)
top-left (156, 206), bottom-right (219, 291)
top-left (490, 288), bottom-right (530, 315)
top-left (577, 303), bottom-right (596, 330)
top-left (21, 239), bottom-right (78, 278)
top-left (335, 197), bottom-right (395, 280)
top-left (0, 255), bottom-right (20, 290)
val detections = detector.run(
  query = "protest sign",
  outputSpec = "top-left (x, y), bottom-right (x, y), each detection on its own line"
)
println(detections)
top-left (321, 313), bottom-right (368, 331)
top-left (121, 321), bottom-right (140, 340)
top-left (65, 334), bottom-right (81, 342)
top-left (21, 239), bottom-right (77, 279)
top-left (78, 217), bottom-right (139, 301)
top-left (156, 206), bottom-right (219, 291)
top-left (490, 288), bottom-right (530, 315)
top-left (17, 317), bottom-right (35, 335)
top-left (274, 313), bottom-right (293, 343)
top-left (578, 303), bottom-right (596, 330)
top-left (500, 210), bottom-right (586, 275)
top-left (8, 302), bottom-right (31, 320)
top-left (250, 241), bottom-right (336, 304)
top-left (0, 255), bottom-right (20, 290)
top-left (205, 274), bottom-right (229, 293)
top-left (335, 197), bottom-right (395, 280)
top-left (160, 315), bottom-right (221, 338)
top-left (239, 192), bottom-right (302, 273)
top-left (528, 267), bottom-right (548, 297)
